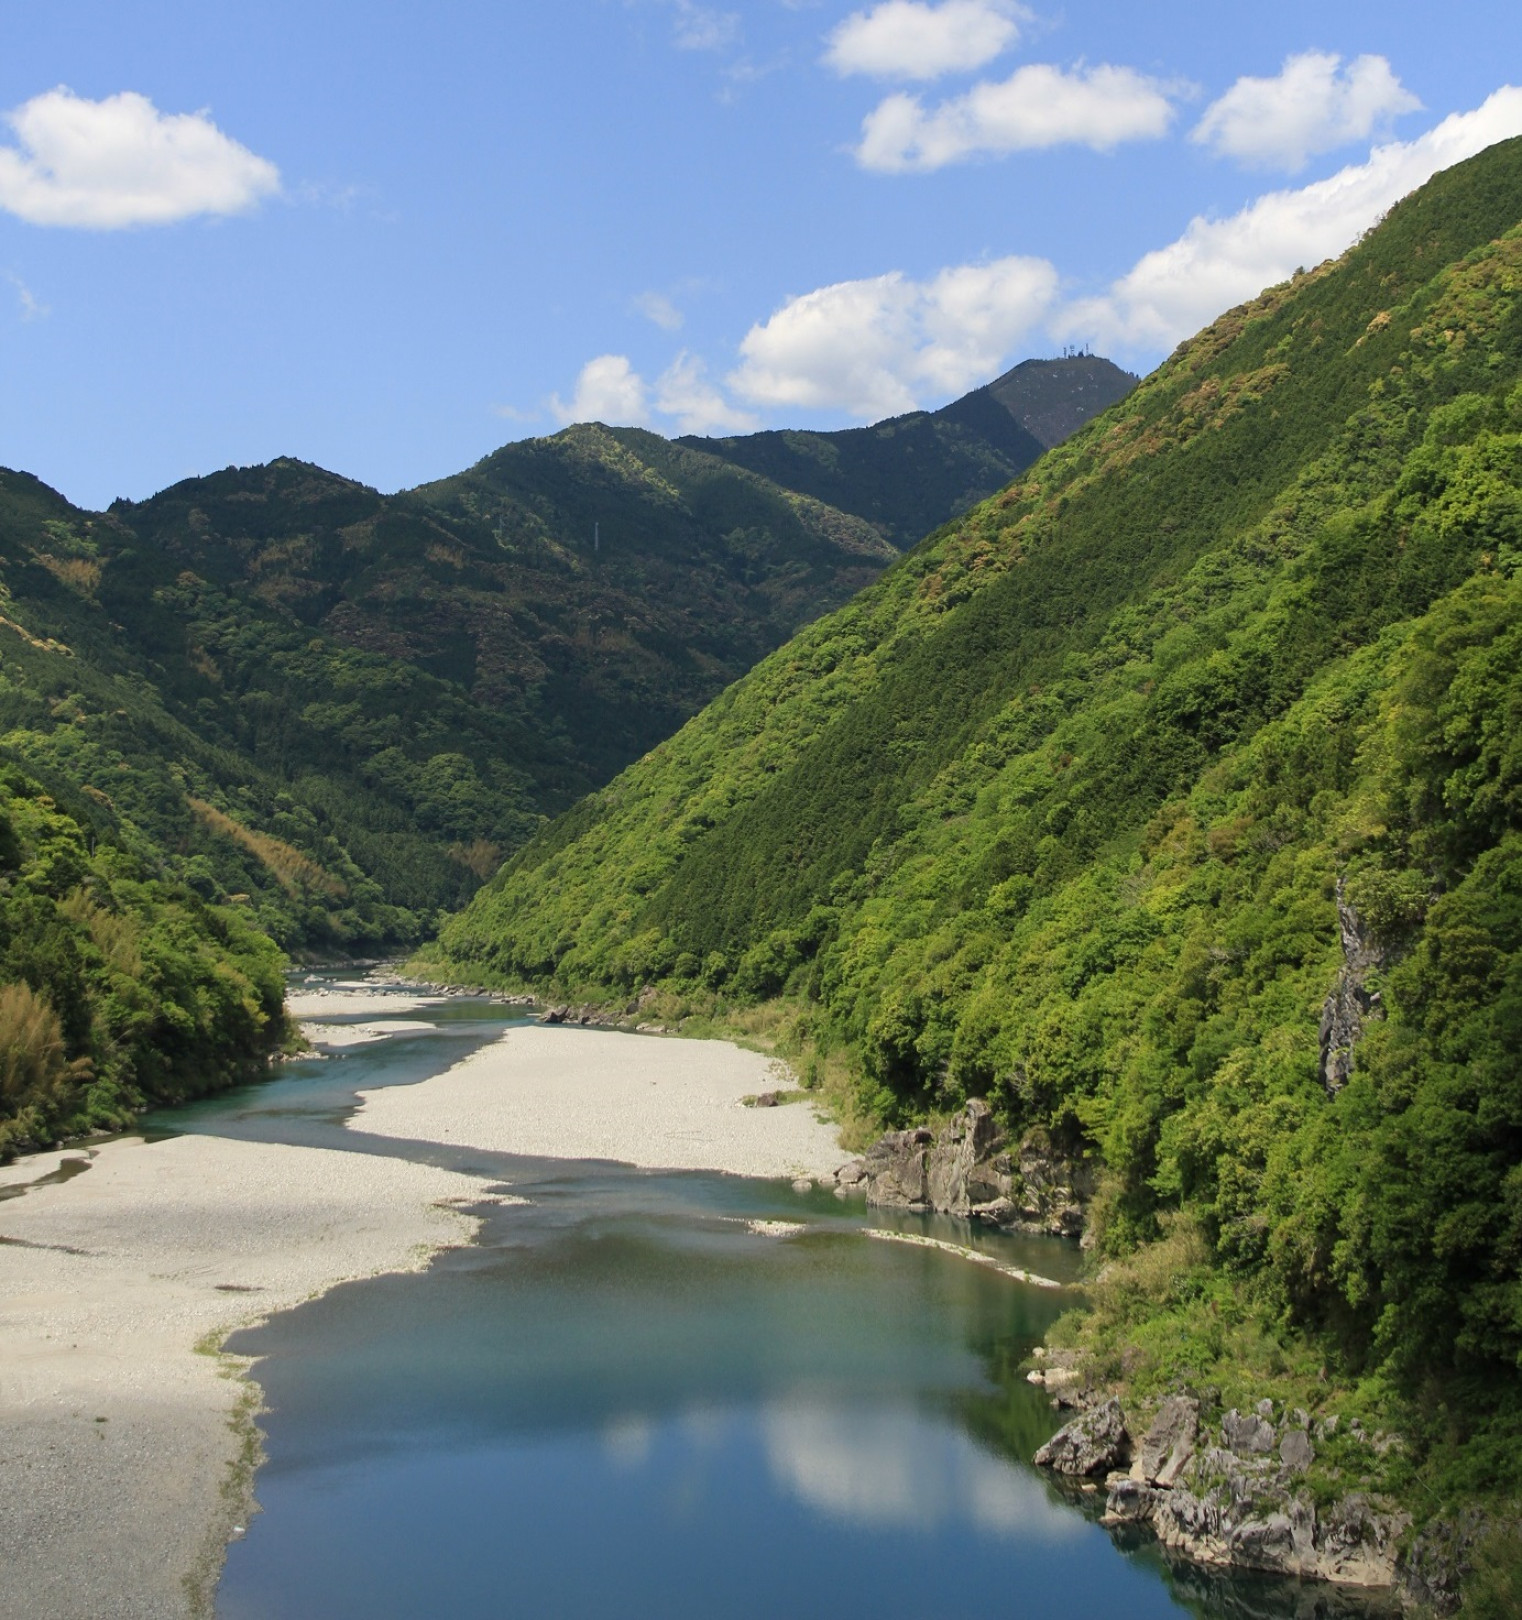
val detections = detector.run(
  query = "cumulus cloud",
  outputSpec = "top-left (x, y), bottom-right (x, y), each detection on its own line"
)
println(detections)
top-left (856, 63), bottom-right (1175, 172)
top-left (0, 87), bottom-right (279, 229)
top-left (824, 0), bottom-right (1026, 83)
top-left (654, 351), bottom-right (760, 433)
top-left (729, 253), bottom-right (1057, 417)
top-left (551, 354), bottom-right (651, 425)
top-left (1056, 86), bottom-right (1522, 356)
top-left (1193, 51), bottom-right (1422, 172)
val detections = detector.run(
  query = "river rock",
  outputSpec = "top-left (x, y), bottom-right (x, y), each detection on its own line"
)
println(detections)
top-left (1132, 1395), bottom-right (1198, 1487)
top-left (857, 1104), bottom-right (1097, 1238)
top-left (862, 1127), bottom-right (933, 1207)
top-left (1279, 1428), bottom-right (1314, 1473)
top-left (1222, 1408), bottom-right (1276, 1454)
top-left (1033, 1397), bottom-right (1130, 1476)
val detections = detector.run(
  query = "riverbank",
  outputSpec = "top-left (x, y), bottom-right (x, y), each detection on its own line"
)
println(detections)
top-left (350, 1023), bottom-right (847, 1180)
top-left (0, 1002), bottom-right (849, 1618)
top-left (0, 1131), bottom-right (500, 1619)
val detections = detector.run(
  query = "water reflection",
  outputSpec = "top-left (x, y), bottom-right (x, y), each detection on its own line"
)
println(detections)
top-left (760, 1394), bottom-right (1083, 1540)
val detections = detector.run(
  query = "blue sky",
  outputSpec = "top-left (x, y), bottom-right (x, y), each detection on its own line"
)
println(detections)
top-left (4, 1), bottom-right (1521, 509)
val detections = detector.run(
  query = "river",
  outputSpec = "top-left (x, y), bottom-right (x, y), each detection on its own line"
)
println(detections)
top-left (144, 975), bottom-right (1393, 1619)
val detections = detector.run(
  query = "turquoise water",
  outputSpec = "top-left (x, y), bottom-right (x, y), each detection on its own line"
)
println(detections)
top-left (147, 978), bottom-right (1391, 1620)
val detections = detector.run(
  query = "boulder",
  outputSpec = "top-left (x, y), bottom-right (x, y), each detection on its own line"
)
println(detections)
top-left (925, 1099), bottom-right (1006, 1215)
top-left (1279, 1428), bottom-right (1314, 1473)
top-left (1222, 1408), bottom-right (1276, 1455)
top-left (1133, 1395), bottom-right (1199, 1487)
top-left (1033, 1397), bottom-right (1130, 1476)
top-left (1104, 1475), bottom-right (1157, 1524)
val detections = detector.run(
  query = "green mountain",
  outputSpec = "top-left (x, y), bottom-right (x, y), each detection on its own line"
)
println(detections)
top-left (680, 355), bottom-right (1136, 546)
top-left (0, 432), bottom-right (894, 953)
top-left (430, 139), bottom-right (1522, 1536)
top-left (0, 360), bottom-right (1130, 962)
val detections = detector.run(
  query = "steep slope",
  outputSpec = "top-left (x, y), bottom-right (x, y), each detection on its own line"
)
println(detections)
top-left (432, 138), bottom-right (1522, 1530)
top-left (681, 355), bottom-right (1136, 547)
top-left (0, 468), bottom-right (546, 950)
top-left (0, 756), bottom-right (286, 1158)
top-left (0, 432), bottom-right (892, 949)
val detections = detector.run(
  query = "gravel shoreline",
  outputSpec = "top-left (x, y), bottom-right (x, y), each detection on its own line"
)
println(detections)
top-left (0, 1008), bottom-right (845, 1618)
top-left (0, 1132), bottom-right (497, 1619)
top-left (350, 1022), bottom-right (847, 1180)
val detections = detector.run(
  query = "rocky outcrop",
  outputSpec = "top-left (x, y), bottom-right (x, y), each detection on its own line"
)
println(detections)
top-left (1036, 1395), bottom-right (1412, 1594)
top-left (1400, 1510), bottom-right (1490, 1614)
top-left (1318, 880), bottom-right (1385, 1095)
top-left (1033, 1398), bottom-right (1130, 1476)
top-left (836, 1102), bottom-right (1096, 1237)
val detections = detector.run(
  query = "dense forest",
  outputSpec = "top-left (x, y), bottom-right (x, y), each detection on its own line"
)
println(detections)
top-left (429, 138), bottom-right (1522, 1542)
top-left (0, 355), bottom-right (1124, 1153)
top-left (0, 363), bottom-right (1119, 965)
top-left (0, 758), bottom-right (285, 1158)
top-left (681, 354), bottom-right (1135, 546)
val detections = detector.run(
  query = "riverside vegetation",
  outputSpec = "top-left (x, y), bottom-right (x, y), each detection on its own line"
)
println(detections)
top-left (0, 362), bottom-right (1115, 1152)
top-left (426, 139), bottom-right (1522, 1605)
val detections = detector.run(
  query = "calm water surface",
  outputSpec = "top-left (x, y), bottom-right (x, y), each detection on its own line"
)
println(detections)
top-left (145, 974), bottom-right (1389, 1620)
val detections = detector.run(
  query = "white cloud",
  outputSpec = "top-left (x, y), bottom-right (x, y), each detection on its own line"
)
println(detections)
top-left (634, 290), bottom-right (685, 331)
top-left (1193, 51), bottom-right (1422, 172)
top-left (1056, 86), bottom-right (1522, 356)
top-left (551, 354), bottom-right (651, 425)
top-left (0, 87), bottom-right (279, 229)
top-left (7, 273), bottom-right (47, 320)
top-left (856, 62), bottom-right (1176, 172)
top-left (729, 253), bottom-right (1057, 417)
top-left (654, 351), bottom-right (760, 433)
top-left (672, 1), bottom-right (740, 51)
top-left (824, 1), bottom-right (1026, 83)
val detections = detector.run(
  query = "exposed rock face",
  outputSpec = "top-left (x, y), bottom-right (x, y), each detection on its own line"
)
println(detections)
top-left (848, 1102), bottom-right (1094, 1237)
top-left (1223, 1407), bottom-right (1277, 1455)
top-left (1400, 1510), bottom-right (1489, 1614)
top-left (1033, 1398), bottom-right (1130, 1476)
top-left (1035, 1394), bottom-right (1411, 1594)
top-left (1319, 880), bottom-right (1385, 1094)
top-left (1132, 1396), bottom-right (1198, 1488)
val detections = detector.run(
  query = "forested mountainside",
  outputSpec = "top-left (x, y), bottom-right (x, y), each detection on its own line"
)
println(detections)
top-left (0, 757), bottom-right (286, 1157)
top-left (0, 433), bottom-right (891, 953)
top-left (681, 355), bottom-right (1136, 546)
top-left (430, 139), bottom-right (1522, 1535)
top-left (0, 368), bottom-right (1129, 962)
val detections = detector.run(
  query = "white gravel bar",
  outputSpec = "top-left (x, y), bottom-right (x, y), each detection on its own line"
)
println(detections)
top-left (0, 1009), bottom-right (846, 1619)
top-left (351, 1024), bottom-right (846, 1180)
top-left (0, 1132), bottom-right (496, 1620)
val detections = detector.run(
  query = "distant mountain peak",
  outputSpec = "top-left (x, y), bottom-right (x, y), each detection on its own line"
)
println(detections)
top-left (968, 355), bottom-right (1139, 449)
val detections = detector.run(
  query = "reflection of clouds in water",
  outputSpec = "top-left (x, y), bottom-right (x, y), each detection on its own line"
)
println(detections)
top-left (603, 1413), bottom-right (653, 1468)
top-left (761, 1396), bottom-right (1082, 1542)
